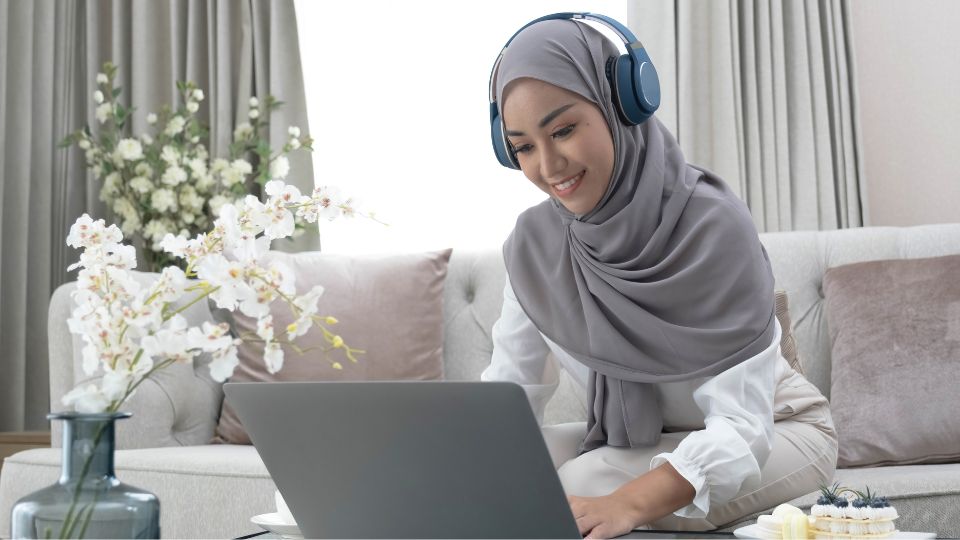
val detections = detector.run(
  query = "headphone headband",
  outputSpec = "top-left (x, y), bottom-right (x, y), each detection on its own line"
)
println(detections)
top-left (488, 12), bottom-right (642, 104)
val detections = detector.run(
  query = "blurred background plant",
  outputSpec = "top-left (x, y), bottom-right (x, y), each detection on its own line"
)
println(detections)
top-left (61, 61), bottom-right (314, 271)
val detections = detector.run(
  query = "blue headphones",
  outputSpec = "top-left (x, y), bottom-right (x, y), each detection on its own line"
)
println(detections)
top-left (488, 12), bottom-right (661, 169)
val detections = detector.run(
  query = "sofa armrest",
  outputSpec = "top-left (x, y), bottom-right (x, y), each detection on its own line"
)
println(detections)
top-left (47, 272), bottom-right (225, 449)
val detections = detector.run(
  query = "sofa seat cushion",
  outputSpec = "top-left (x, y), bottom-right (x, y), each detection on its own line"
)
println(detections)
top-left (0, 446), bottom-right (275, 539)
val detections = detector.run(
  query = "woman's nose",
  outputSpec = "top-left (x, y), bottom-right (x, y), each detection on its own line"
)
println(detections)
top-left (539, 145), bottom-right (567, 180)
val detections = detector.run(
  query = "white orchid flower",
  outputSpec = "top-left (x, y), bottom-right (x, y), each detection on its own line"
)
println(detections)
top-left (139, 315), bottom-right (195, 365)
top-left (209, 344), bottom-right (241, 382)
top-left (101, 370), bottom-right (134, 402)
top-left (196, 254), bottom-right (257, 311)
top-left (62, 384), bottom-right (110, 414)
top-left (286, 284), bottom-right (324, 340)
top-left (257, 315), bottom-right (275, 342)
top-left (311, 186), bottom-right (345, 221)
top-left (263, 342), bottom-right (283, 374)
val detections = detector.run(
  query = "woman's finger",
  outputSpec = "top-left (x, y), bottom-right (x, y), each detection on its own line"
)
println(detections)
top-left (575, 512), bottom-right (601, 536)
top-left (585, 523), bottom-right (618, 540)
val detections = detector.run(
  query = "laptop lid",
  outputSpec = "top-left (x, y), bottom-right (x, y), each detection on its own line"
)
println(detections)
top-left (223, 381), bottom-right (581, 539)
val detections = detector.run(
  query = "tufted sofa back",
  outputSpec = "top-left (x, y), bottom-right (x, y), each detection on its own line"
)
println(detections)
top-left (48, 223), bottom-right (960, 448)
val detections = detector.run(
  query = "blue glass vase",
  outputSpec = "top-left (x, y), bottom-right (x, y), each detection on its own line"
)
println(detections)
top-left (10, 412), bottom-right (160, 539)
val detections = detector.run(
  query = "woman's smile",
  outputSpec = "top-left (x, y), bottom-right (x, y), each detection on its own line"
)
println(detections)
top-left (551, 170), bottom-right (585, 197)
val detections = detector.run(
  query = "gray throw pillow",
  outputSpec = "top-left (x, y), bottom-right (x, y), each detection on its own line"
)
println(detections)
top-left (823, 254), bottom-right (960, 467)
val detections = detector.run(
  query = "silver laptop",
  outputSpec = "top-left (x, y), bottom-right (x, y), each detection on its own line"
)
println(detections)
top-left (223, 381), bottom-right (581, 539)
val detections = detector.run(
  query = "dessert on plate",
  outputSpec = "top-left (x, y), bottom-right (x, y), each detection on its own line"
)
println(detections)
top-left (809, 483), bottom-right (899, 539)
top-left (755, 503), bottom-right (814, 540)
top-left (748, 484), bottom-right (900, 540)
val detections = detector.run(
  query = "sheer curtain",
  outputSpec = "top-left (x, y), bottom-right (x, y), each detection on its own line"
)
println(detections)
top-left (629, 0), bottom-right (867, 232)
top-left (0, 0), bottom-right (312, 430)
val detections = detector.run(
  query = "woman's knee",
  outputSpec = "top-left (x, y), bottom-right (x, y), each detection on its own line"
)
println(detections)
top-left (557, 450), bottom-right (608, 496)
top-left (556, 448), bottom-right (645, 498)
top-left (541, 422), bottom-right (586, 469)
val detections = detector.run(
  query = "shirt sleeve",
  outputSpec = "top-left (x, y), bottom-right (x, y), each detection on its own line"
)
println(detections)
top-left (480, 277), bottom-right (559, 426)
top-left (648, 318), bottom-right (781, 519)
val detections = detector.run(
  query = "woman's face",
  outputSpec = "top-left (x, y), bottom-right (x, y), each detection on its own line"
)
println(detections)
top-left (502, 78), bottom-right (615, 215)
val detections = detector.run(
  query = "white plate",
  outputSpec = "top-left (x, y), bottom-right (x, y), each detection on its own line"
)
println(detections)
top-left (733, 524), bottom-right (936, 539)
top-left (250, 512), bottom-right (303, 539)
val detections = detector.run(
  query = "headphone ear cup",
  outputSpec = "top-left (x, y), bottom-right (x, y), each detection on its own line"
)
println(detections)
top-left (633, 53), bottom-right (661, 115)
top-left (608, 53), bottom-right (660, 126)
top-left (606, 55), bottom-right (631, 125)
top-left (490, 107), bottom-right (520, 169)
top-left (614, 54), bottom-right (646, 125)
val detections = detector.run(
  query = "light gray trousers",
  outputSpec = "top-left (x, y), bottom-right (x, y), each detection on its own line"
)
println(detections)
top-left (542, 371), bottom-right (838, 531)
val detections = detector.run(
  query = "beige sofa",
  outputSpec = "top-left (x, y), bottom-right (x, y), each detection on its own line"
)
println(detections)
top-left (2, 223), bottom-right (960, 538)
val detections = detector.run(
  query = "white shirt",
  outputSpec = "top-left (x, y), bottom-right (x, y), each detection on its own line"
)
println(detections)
top-left (481, 278), bottom-right (788, 519)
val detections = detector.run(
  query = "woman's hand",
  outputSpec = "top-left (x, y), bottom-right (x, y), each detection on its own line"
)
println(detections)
top-left (567, 462), bottom-right (697, 538)
top-left (567, 493), bottom-right (643, 539)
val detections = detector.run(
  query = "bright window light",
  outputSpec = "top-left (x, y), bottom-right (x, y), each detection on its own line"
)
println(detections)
top-left (295, 2), bottom-right (628, 254)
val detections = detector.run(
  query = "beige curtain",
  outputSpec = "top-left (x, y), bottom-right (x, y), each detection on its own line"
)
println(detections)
top-left (0, 0), bottom-right (314, 431)
top-left (628, 0), bottom-right (867, 232)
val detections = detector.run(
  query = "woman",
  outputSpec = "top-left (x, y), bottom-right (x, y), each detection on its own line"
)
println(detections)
top-left (481, 14), bottom-right (838, 538)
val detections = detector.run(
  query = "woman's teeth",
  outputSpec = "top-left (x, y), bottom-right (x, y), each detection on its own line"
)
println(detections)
top-left (556, 172), bottom-right (583, 191)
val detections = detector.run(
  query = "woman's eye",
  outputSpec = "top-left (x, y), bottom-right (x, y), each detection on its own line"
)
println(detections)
top-left (552, 124), bottom-right (576, 139)
top-left (512, 143), bottom-right (533, 154)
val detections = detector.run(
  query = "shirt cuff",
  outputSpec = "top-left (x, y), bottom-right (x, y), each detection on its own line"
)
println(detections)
top-left (649, 452), bottom-right (710, 519)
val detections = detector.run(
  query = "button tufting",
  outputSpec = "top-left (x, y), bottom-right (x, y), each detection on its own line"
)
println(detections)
top-left (465, 289), bottom-right (475, 303)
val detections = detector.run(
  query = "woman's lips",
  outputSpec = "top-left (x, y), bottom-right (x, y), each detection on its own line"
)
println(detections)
top-left (552, 171), bottom-right (585, 198)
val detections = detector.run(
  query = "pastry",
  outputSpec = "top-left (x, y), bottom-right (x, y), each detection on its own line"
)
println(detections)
top-left (810, 484), bottom-right (898, 539)
top-left (755, 503), bottom-right (814, 539)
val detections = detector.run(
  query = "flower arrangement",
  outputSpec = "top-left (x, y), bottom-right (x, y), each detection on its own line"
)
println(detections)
top-left (28, 180), bottom-right (363, 540)
top-left (61, 179), bottom-right (363, 413)
top-left (60, 61), bottom-right (319, 272)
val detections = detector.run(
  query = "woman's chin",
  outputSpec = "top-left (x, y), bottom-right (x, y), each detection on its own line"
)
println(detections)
top-left (556, 198), bottom-right (595, 216)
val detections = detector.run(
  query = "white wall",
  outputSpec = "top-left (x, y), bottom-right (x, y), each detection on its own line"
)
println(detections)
top-left (850, 0), bottom-right (960, 226)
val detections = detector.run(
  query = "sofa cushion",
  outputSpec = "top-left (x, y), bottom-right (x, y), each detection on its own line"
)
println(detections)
top-left (822, 254), bottom-right (960, 467)
top-left (213, 249), bottom-right (452, 444)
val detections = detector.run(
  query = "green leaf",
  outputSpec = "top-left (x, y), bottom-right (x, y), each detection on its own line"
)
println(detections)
top-left (112, 87), bottom-right (122, 99)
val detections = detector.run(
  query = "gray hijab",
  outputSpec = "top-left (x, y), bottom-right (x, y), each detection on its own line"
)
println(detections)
top-left (496, 19), bottom-right (777, 454)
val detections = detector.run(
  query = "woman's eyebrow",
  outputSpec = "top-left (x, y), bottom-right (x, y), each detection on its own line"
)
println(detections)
top-left (504, 103), bottom-right (576, 137)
